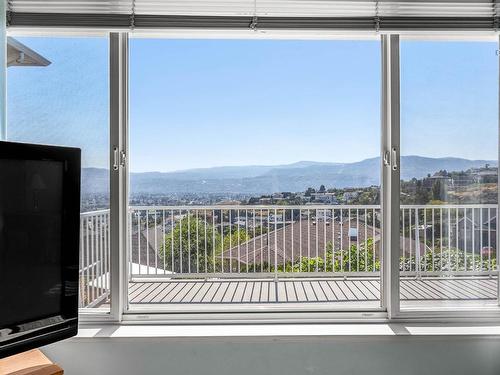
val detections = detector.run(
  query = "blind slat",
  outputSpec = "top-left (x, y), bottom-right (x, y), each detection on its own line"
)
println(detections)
top-left (7, 0), bottom-right (500, 30)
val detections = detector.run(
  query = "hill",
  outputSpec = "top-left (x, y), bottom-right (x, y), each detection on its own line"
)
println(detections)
top-left (81, 156), bottom-right (496, 195)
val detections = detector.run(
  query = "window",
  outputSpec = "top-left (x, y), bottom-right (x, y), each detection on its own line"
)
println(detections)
top-left (6, 32), bottom-right (500, 321)
top-left (128, 38), bottom-right (382, 310)
top-left (7, 35), bottom-right (111, 312)
top-left (399, 40), bottom-right (499, 311)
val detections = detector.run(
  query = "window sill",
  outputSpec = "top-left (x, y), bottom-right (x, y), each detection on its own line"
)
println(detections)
top-left (71, 323), bottom-right (500, 342)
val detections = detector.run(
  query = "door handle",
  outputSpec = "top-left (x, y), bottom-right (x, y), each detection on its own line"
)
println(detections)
top-left (391, 147), bottom-right (398, 171)
top-left (113, 147), bottom-right (119, 171)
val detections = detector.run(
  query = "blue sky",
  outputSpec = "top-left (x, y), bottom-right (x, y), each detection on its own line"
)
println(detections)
top-left (7, 37), bottom-right (498, 172)
top-left (7, 37), bottom-right (109, 168)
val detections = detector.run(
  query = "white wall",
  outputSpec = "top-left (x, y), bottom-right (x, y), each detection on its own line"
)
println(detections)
top-left (42, 336), bottom-right (500, 375)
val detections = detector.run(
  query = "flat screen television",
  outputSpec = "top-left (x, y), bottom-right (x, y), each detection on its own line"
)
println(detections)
top-left (0, 141), bottom-right (80, 359)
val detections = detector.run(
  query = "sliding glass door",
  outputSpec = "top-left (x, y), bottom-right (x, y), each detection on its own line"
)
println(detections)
top-left (127, 37), bottom-right (382, 311)
top-left (398, 39), bottom-right (499, 311)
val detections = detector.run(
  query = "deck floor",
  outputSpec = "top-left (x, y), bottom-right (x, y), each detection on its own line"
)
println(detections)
top-left (128, 277), bottom-right (498, 304)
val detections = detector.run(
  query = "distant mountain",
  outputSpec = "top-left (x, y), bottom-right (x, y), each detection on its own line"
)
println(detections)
top-left (141, 160), bottom-right (339, 181)
top-left (81, 156), bottom-right (497, 196)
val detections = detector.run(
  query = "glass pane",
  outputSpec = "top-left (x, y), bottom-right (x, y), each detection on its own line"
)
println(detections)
top-left (7, 36), bottom-right (110, 312)
top-left (129, 39), bottom-right (381, 310)
top-left (399, 40), bottom-right (498, 310)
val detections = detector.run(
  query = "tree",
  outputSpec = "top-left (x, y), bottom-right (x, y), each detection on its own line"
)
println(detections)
top-left (319, 184), bottom-right (326, 193)
top-left (160, 215), bottom-right (221, 273)
top-left (415, 180), bottom-right (431, 204)
top-left (222, 228), bottom-right (251, 251)
top-left (431, 180), bottom-right (443, 201)
top-left (248, 197), bottom-right (260, 204)
top-left (305, 187), bottom-right (316, 197)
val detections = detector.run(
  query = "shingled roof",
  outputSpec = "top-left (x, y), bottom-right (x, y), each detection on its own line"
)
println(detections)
top-left (222, 219), bottom-right (426, 265)
top-left (130, 226), bottom-right (164, 269)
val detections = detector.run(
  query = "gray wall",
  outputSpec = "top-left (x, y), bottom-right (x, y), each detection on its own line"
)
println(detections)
top-left (42, 336), bottom-right (500, 375)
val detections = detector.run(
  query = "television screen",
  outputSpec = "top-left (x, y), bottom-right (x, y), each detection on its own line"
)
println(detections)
top-left (0, 141), bottom-right (80, 359)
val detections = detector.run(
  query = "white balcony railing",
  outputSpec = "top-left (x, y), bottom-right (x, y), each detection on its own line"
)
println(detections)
top-left (400, 205), bottom-right (498, 276)
top-left (79, 210), bottom-right (110, 308)
top-left (78, 204), bottom-right (499, 307)
top-left (127, 204), bottom-right (498, 279)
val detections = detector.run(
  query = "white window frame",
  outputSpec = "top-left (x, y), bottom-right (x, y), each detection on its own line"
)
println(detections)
top-left (381, 34), bottom-right (400, 320)
top-left (6, 28), bottom-right (500, 324)
top-left (120, 31), bottom-right (500, 323)
top-left (391, 34), bottom-right (500, 321)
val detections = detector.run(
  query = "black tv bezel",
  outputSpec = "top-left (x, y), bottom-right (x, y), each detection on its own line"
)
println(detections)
top-left (0, 141), bottom-right (81, 359)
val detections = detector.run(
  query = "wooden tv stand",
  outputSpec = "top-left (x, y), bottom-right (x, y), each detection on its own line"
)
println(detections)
top-left (0, 349), bottom-right (63, 375)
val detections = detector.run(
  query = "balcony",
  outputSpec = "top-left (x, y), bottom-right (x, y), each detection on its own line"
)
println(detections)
top-left (78, 204), bottom-right (498, 309)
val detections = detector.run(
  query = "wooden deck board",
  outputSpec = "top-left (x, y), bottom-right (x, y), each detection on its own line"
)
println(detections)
top-left (311, 281), bottom-right (328, 301)
top-left (285, 281), bottom-right (297, 302)
top-left (302, 281), bottom-right (317, 302)
top-left (353, 280), bottom-right (377, 299)
top-left (251, 282), bottom-right (262, 302)
top-left (361, 280), bottom-right (380, 299)
top-left (276, 282), bottom-right (288, 302)
top-left (398, 280), bottom-right (420, 300)
top-left (161, 282), bottom-right (187, 303)
top-left (338, 280), bottom-right (358, 300)
top-left (232, 282), bottom-right (246, 302)
top-left (294, 282), bottom-right (307, 302)
top-left (214, 282), bottom-right (230, 301)
top-left (457, 280), bottom-right (493, 298)
top-left (201, 283), bottom-right (220, 303)
top-left (268, 281), bottom-right (277, 302)
top-left (221, 282), bottom-right (238, 303)
top-left (318, 281), bottom-right (336, 301)
top-left (424, 279), bottom-right (471, 300)
top-left (432, 280), bottom-right (477, 299)
top-left (148, 282), bottom-right (176, 303)
top-left (128, 277), bottom-right (498, 304)
top-left (128, 282), bottom-right (143, 294)
top-left (130, 283), bottom-right (160, 303)
top-left (326, 280), bottom-right (348, 300)
top-left (128, 282), bottom-right (147, 301)
top-left (260, 281), bottom-right (270, 302)
top-left (190, 282), bottom-right (212, 303)
top-left (472, 279), bottom-right (497, 293)
top-left (170, 282), bottom-right (196, 303)
top-left (404, 280), bottom-right (440, 300)
top-left (462, 279), bottom-right (496, 298)
top-left (241, 282), bottom-right (254, 302)
top-left (181, 282), bottom-right (204, 303)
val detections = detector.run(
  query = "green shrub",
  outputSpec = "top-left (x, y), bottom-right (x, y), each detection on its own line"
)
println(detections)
top-left (400, 248), bottom-right (496, 272)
